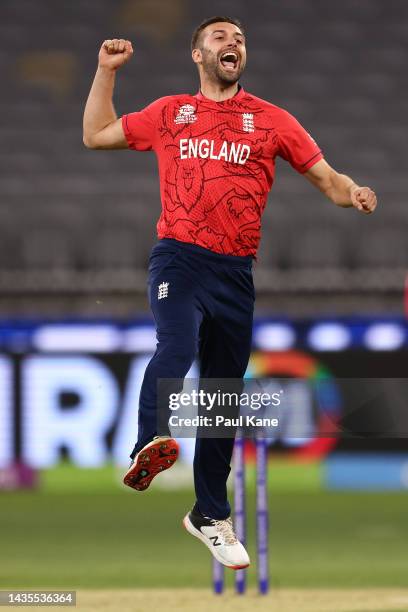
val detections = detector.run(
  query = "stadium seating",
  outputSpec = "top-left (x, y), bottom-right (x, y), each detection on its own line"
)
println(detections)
top-left (0, 0), bottom-right (406, 301)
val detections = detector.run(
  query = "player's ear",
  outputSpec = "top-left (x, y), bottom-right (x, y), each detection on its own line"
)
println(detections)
top-left (192, 48), bottom-right (202, 65)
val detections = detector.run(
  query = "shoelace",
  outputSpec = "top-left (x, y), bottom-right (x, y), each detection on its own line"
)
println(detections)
top-left (211, 517), bottom-right (238, 545)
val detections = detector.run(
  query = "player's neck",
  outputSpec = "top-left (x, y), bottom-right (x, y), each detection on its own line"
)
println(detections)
top-left (199, 78), bottom-right (239, 102)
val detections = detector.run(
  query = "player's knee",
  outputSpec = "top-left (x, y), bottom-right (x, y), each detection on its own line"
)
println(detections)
top-left (156, 333), bottom-right (197, 374)
top-left (171, 341), bottom-right (196, 373)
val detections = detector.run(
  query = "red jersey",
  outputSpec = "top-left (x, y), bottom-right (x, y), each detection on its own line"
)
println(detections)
top-left (122, 86), bottom-right (323, 257)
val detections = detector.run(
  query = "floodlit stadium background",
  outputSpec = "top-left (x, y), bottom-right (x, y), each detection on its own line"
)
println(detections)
top-left (1, 0), bottom-right (407, 606)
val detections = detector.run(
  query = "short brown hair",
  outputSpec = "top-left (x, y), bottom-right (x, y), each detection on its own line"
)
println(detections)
top-left (191, 16), bottom-right (245, 51)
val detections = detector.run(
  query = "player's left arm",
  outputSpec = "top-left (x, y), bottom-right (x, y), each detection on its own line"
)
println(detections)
top-left (304, 158), bottom-right (377, 214)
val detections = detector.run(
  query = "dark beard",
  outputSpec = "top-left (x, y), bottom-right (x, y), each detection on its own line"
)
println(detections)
top-left (200, 48), bottom-right (245, 86)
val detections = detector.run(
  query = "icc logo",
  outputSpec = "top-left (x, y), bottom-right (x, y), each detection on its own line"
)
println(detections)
top-left (175, 104), bottom-right (197, 125)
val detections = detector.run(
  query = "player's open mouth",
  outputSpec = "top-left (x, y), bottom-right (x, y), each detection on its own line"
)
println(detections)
top-left (219, 51), bottom-right (239, 72)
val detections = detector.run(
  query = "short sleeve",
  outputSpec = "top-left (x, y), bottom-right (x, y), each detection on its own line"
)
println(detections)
top-left (122, 98), bottom-right (165, 151)
top-left (277, 110), bottom-right (323, 173)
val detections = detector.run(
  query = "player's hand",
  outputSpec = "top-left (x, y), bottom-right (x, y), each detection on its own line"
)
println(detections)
top-left (350, 186), bottom-right (377, 214)
top-left (98, 39), bottom-right (133, 71)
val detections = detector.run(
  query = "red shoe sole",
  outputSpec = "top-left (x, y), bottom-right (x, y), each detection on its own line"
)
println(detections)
top-left (123, 438), bottom-right (179, 491)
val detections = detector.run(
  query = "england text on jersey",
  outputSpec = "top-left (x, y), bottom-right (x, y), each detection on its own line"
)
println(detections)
top-left (180, 138), bottom-right (251, 165)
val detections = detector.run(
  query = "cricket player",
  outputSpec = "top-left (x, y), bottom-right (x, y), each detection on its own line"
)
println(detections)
top-left (83, 16), bottom-right (377, 570)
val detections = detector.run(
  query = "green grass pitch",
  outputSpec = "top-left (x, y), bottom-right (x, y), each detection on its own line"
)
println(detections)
top-left (0, 462), bottom-right (407, 590)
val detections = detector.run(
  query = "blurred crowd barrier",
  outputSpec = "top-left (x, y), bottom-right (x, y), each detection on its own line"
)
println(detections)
top-left (0, 316), bottom-right (407, 493)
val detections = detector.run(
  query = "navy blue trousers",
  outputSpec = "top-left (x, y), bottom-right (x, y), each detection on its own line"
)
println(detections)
top-left (131, 238), bottom-right (254, 519)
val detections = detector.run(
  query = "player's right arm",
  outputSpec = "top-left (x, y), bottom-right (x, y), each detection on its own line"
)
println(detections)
top-left (83, 39), bottom-right (133, 149)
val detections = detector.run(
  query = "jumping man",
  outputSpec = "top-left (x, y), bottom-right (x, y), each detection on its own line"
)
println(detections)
top-left (83, 16), bottom-right (377, 570)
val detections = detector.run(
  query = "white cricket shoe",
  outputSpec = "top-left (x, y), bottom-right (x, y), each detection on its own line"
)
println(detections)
top-left (183, 506), bottom-right (250, 569)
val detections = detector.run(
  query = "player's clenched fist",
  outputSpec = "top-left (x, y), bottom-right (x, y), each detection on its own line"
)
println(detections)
top-left (98, 39), bottom-right (133, 70)
top-left (350, 186), bottom-right (377, 214)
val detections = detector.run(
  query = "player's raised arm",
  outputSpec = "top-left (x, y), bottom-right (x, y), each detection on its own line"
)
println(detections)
top-left (304, 158), bottom-right (377, 214)
top-left (83, 39), bottom-right (133, 149)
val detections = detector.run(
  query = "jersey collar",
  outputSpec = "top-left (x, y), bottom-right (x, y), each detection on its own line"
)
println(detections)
top-left (194, 84), bottom-right (245, 106)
